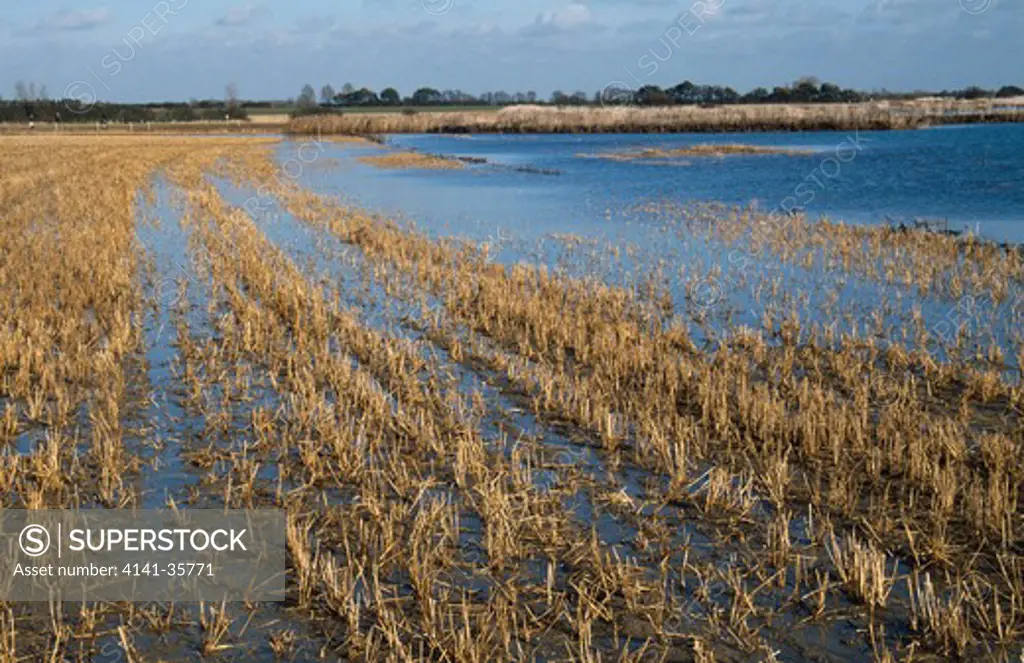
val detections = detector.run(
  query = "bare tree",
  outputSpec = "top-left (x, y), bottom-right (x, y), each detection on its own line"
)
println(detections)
top-left (297, 84), bottom-right (317, 109)
top-left (225, 82), bottom-right (239, 110)
top-left (320, 84), bottom-right (336, 105)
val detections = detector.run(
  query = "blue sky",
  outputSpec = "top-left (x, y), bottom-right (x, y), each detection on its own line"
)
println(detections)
top-left (1, 0), bottom-right (1020, 102)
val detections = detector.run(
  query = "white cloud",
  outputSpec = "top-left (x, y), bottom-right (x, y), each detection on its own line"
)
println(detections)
top-left (216, 4), bottom-right (270, 28)
top-left (36, 8), bottom-right (110, 32)
top-left (536, 3), bottom-right (593, 29)
top-left (5, 0), bottom-right (1023, 100)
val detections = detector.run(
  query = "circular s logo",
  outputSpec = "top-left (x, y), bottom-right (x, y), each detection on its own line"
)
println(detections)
top-left (19, 524), bottom-right (50, 557)
top-left (599, 81), bottom-right (635, 109)
top-left (63, 81), bottom-right (97, 115)
top-left (422, 0), bottom-right (454, 16)
top-left (959, 0), bottom-right (991, 14)
top-left (689, 276), bottom-right (724, 311)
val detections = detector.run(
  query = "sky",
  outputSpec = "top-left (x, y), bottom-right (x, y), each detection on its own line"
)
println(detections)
top-left (0, 0), bottom-right (1021, 103)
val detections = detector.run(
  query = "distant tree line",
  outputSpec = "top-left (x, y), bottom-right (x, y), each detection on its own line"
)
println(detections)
top-left (3, 77), bottom-right (1021, 124)
top-left (0, 99), bottom-right (148, 123)
top-left (1, 80), bottom-right (249, 123)
top-left (0, 99), bottom-right (249, 124)
top-left (937, 85), bottom-right (1024, 100)
top-left (629, 80), bottom-right (1024, 106)
top-left (294, 79), bottom-right (1024, 112)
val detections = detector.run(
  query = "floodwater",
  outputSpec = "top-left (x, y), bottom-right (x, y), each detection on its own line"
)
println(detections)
top-left (324, 124), bottom-right (1024, 244)
top-left (281, 124), bottom-right (1023, 363)
top-left (116, 125), bottom-right (1023, 661)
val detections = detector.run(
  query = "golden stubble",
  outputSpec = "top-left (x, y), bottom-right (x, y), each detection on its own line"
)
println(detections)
top-left (0, 133), bottom-right (1020, 661)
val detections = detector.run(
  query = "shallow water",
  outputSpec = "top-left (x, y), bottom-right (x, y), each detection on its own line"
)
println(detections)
top-left (104, 131), bottom-right (1021, 662)
top-left (282, 128), bottom-right (1022, 369)
top-left (382, 124), bottom-right (1024, 244)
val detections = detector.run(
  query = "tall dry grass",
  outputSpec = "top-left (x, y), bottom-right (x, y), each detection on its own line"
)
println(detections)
top-left (289, 101), bottom-right (1024, 135)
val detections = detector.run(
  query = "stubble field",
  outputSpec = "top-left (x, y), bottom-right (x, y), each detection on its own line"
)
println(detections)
top-left (0, 134), bottom-right (1021, 662)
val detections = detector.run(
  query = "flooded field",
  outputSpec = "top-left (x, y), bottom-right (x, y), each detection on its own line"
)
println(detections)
top-left (1, 129), bottom-right (1022, 662)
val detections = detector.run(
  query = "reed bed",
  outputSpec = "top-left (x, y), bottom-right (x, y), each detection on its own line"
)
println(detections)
top-left (358, 150), bottom-right (465, 170)
top-left (582, 144), bottom-right (816, 160)
top-left (1, 134), bottom-right (1021, 661)
top-left (288, 102), bottom-right (1024, 136)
